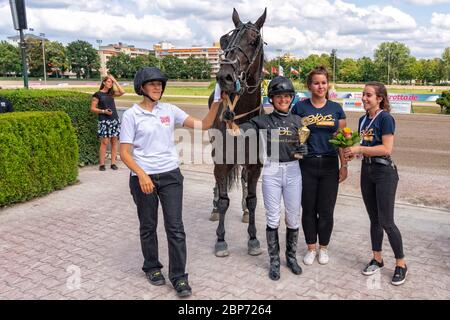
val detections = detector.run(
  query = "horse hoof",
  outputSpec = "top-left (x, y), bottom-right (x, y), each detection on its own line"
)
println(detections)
top-left (215, 241), bottom-right (229, 257)
top-left (209, 211), bottom-right (219, 221)
top-left (248, 239), bottom-right (262, 256)
top-left (241, 211), bottom-right (249, 223)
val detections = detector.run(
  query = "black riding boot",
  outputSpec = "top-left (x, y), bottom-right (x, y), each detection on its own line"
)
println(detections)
top-left (266, 226), bottom-right (280, 281)
top-left (286, 228), bottom-right (302, 275)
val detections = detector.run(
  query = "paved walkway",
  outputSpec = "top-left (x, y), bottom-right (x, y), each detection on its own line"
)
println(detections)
top-left (0, 164), bottom-right (449, 300)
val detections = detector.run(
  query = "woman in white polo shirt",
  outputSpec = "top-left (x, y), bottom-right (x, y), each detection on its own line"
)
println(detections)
top-left (120, 67), bottom-right (222, 298)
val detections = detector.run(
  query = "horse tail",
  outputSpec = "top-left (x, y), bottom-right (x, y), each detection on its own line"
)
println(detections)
top-left (227, 164), bottom-right (240, 192)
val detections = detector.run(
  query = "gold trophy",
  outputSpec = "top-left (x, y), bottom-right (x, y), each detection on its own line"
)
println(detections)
top-left (293, 120), bottom-right (310, 159)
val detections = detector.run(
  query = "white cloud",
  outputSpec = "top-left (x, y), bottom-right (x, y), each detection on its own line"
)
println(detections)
top-left (431, 12), bottom-right (450, 28)
top-left (402, 0), bottom-right (450, 5)
top-left (0, 0), bottom-right (448, 59)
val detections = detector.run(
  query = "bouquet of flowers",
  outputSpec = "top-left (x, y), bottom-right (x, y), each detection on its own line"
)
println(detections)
top-left (329, 127), bottom-right (360, 148)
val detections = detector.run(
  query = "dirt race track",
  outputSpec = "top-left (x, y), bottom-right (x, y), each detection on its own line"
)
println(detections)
top-left (176, 104), bottom-right (450, 210)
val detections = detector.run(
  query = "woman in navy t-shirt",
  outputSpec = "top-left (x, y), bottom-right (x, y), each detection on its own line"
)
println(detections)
top-left (292, 66), bottom-right (348, 266)
top-left (344, 82), bottom-right (407, 286)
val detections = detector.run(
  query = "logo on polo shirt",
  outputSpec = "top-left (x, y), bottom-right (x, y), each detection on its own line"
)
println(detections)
top-left (160, 116), bottom-right (170, 127)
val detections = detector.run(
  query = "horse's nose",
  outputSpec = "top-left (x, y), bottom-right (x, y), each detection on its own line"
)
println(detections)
top-left (217, 72), bottom-right (234, 85)
top-left (217, 69), bottom-right (236, 92)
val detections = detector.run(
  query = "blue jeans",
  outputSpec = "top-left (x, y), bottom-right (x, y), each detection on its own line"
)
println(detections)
top-left (129, 168), bottom-right (188, 285)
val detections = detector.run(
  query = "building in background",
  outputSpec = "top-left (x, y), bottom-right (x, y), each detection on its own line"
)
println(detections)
top-left (98, 42), bottom-right (153, 76)
top-left (153, 41), bottom-right (221, 77)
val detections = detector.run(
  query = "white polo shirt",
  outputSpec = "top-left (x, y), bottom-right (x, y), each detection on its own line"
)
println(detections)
top-left (120, 102), bottom-right (189, 175)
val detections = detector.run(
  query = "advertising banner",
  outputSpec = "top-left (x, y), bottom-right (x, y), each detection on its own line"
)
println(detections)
top-left (262, 90), bottom-right (431, 109)
top-left (342, 99), bottom-right (412, 114)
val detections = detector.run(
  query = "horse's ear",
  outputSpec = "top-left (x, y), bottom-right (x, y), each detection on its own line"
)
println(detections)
top-left (254, 8), bottom-right (267, 30)
top-left (232, 8), bottom-right (242, 27)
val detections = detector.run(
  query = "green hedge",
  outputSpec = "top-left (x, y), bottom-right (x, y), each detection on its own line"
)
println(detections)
top-left (0, 89), bottom-right (98, 165)
top-left (0, 111), bottom-right (78, 207)
top-left (436, 91), bottom-right (450, 114)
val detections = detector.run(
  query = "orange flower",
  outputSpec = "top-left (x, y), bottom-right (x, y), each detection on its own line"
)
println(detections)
top-left (343, 127), bottom-right (352, 134)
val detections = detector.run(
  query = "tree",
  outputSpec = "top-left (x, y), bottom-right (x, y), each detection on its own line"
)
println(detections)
top-left (399, 56), bottom-right (418, 84)
top-left (436, 91), bottom-right (450, 114)
top-left (107, 53), bottom-right (158, 79)
top-left (442, 47), bottom-right (450, 81)
top-left (106, 52), bottom-right (132, 79)
top-left (338, 58), bottom-right (359, 83)
top-left (183, 56), bottom-right (211, 79)
top-left (427, 58), bottom-right (445, 84)
top-left (67, 40), bottom-right (100, 79)
top-left (45, 41), bottom-right (68, 78)
top-left (374, 42), bottom-right (411, 84)
top-left (0, 41), bottom-right (21, 76)
top-left (25, 38), bottom-right (45, 77)
top-left (131, 55), bottom-right (150, 77)
top-left (161, 56), bottom-right (185, 79)
top-left (415, 59), bottom-right (443, 84)
top-left (357, 57), bottom-right (378, 82)
top-left (148, 54), bottom-right (160, 68)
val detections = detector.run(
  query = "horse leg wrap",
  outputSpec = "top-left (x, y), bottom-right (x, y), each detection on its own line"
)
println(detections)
top-left (217, 198), bottom-right (230, 214)
top-left (246, 197), bottom-right (257, 212)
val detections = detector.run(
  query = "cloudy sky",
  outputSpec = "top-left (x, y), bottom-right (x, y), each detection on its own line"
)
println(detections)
top-left (1, 0), bottom-right (449, 59)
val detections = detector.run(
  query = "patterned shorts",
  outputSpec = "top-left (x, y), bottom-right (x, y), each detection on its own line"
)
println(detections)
top-left (98, 119), bottom-right (120, 138)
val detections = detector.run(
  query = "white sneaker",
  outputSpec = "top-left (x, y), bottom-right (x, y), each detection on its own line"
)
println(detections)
top-left (303, 250), bottom-right (317, 265)
top-left (318, 248), bottom-right (329, 265)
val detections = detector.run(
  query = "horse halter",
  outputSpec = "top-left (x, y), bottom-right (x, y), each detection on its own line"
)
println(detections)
top-left (219, 23), bottom-right (264, 95)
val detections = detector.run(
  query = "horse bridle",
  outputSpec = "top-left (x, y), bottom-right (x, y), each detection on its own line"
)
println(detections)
top-left (219, 23), bottom-right (264, 95)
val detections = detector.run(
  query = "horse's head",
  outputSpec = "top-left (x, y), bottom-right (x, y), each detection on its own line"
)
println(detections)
top-left (217, 8), bottom-right (266, 95)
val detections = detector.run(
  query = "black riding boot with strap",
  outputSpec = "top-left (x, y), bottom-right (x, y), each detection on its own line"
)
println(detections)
top-left (266, 226), bottom-right (280, 281)
top-left (286, 228), bottom-right (302, 275)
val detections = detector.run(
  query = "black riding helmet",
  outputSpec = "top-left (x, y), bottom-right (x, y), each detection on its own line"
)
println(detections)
top-left (134, 67), bottom-right (168, 99)
top-left (268, 76), bottom-right (295, 98)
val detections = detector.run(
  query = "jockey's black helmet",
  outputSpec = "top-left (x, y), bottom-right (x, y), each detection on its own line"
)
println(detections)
top-left (134, 67), bottom-right (168, 96)
top-left (268, 76), bottom-right (295, 98)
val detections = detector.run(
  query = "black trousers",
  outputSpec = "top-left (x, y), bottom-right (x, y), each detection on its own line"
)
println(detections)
top-left (129, 168), bottom-right (188, 285)
top-left (360, 162), bottom-right (404, 259)
top-left (300, 156), bottom-right (339, 246)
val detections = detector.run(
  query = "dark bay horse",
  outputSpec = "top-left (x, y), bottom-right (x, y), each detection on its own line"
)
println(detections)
top-left (208, 8), bottom-right (266, 257)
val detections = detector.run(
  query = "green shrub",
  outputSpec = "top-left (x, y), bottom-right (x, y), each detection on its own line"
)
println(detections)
top-left (0, 89), bottom-right (98, 165)
top-left (436, 91), bottom-right (450, 114)
top-left (0, 111), bottom-right (79, 207)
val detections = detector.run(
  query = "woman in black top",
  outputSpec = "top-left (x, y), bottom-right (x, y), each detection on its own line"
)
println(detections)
top-left (344, 82), bottom-right (407, 286)
top-left (90, 75), bottom-right (125, 171)
top-left (291, 66), bottom-right (348, 266)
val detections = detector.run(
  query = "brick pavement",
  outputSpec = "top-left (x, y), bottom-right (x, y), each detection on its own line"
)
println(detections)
top-left (0, 164), bottom-right (449, 300)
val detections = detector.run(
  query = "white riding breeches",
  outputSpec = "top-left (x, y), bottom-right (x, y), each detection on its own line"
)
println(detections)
top-left (262, 160), bottom-right (302, 229)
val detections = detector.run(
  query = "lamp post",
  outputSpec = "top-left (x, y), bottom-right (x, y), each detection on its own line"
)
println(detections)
top-left (332, 49), bottom-right (337, 85)
top-left (387, 48), bottom-right (391, 85)
top-left (276, 49), bottom-right (282, 76)
top-left (96, 39), bottom-right (104, 76)
top-left (9, 0), bottom-right (29, 89)
top-left (40, 32), bottom-right (46, 85)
